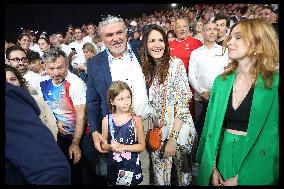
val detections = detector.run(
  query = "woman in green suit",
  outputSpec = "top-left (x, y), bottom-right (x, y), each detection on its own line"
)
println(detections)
top-left (195, 18), bottom-right (279, 186)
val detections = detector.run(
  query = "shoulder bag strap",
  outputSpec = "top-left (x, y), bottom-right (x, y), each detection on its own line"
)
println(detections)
top-left (159, 76), bottom-right (169, 129)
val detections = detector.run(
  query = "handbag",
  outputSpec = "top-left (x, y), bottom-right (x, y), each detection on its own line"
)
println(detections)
top-left (147, 76), bottom-right (168, 151)
top-left (147, 127), bottom-right (161, 151)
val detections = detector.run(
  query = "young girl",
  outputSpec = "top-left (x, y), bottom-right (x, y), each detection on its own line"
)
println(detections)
top-left (101, 81), bottom-right (145, 186)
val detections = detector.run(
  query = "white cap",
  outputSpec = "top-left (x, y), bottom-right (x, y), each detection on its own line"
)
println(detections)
top-left (130, 20), bottom-right (137, 26)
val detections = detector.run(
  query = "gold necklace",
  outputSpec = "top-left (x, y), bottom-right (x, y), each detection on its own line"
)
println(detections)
top-left (233, 84), bottom-right (244, 107)
top-left (233, 75), bottom-right (253, 108)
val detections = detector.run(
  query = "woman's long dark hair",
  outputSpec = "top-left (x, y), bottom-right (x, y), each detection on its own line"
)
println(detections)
top-left (5, 64), bottom-right (29, 90)
top-left (139, 24), bottom-right (170, 87)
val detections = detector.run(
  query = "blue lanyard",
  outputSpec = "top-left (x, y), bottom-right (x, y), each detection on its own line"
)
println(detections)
top-left (108, 114), bottom-right (115, 141)
top-left (106, 43), bottom-right (134, 65)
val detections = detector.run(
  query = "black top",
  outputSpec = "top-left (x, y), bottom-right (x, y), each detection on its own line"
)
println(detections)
top-left (223, 86), bottom-right (254, 132)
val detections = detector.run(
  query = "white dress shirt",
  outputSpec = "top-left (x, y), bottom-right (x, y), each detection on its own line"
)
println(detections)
top-left (188, 43), bottom-right (229, 101)
top-left (61, 43), bottom-right (70, 56)
top-left (108, 43), bottom-right (150, 119)
top-left (69, 40), bottom-right (86, 67)
top-left (82, 35), bottom-right (93, 43)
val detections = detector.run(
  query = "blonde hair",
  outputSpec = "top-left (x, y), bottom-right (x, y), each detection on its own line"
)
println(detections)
top-left (82, 42), bottom-right (96, 54)
top-left (107, 81), bottom-right (134, 116)
top-left (222, 18), bottom-right (279, 88)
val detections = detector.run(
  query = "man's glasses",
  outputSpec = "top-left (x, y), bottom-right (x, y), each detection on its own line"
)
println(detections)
top-left (8, 57), bottom-right (28, 63)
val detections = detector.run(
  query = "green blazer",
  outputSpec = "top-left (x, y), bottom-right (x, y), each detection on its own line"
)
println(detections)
top-left (195, 72), bottom-right (279, 185)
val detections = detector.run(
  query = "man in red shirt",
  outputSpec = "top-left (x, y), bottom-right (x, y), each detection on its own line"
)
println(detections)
top-left (170, 18), bottom-right (203, 74)
top-left (170, 18), bottom-right (203, 119)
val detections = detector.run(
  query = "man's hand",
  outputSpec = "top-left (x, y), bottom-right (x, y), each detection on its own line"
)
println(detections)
top-left (77, 64), bottom-right (87, 71)
top-left (57, 121), bottom-right (69, 135)
top-left (68, 50), bottom-right (77, 58)
top-left (92, 131), bottom-right (108, 153)
top-left (69, 142), bottom-right (81, 164)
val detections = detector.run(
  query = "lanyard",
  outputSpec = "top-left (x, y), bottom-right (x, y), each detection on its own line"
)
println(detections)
top-left (108, 114), bottom-right (115, 141)
top-left (106, 43), bottom-right (134, 65)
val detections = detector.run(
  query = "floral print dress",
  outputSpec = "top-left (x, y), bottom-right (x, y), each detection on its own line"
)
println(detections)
top-left (148, 57), bottom-right (197, 186)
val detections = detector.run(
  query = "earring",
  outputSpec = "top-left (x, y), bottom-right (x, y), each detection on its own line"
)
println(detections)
top-left (253, 52), bottom-right (257, 56)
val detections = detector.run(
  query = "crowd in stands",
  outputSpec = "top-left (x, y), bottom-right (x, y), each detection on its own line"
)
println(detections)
top-left (5, 3), bottom-right (279, 186)
top-left (4, 4), bottom-right (279, 84)
top-left (5, 4), bottom-right (278, 55)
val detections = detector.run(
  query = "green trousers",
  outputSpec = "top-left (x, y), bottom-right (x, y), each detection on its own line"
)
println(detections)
top-left (217, 130), bottom-right (246, 180)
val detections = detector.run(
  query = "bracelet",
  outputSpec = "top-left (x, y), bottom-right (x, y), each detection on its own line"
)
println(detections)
top-left (169, 130), bottom-right (179, 141)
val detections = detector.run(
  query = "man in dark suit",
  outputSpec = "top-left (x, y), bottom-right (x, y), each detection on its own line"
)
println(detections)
top-left (5, 82), bottom-right (71, 185)
top-left (86, 15), bottom-right (150, 185)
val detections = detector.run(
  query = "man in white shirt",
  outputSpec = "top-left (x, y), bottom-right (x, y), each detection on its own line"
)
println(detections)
top-left (83, 23), bottom-right (100, 54)
top-left (68, 27), bottom-right (87, 72)
top-left (188, 22), bottom-right (229, 139)
top-left (53, 32), bottom-right (70, 56)
top-left (83, 23), bottom-right (96, 43)
top-left (86, 15), bottom-right (151, 185)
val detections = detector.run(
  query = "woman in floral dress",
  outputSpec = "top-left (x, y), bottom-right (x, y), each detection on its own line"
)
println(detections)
top-left (139, 24), bottom-right (197, 186)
